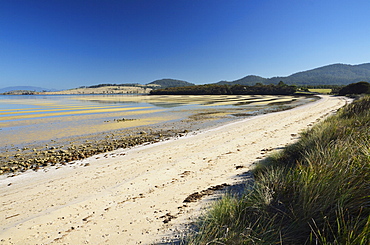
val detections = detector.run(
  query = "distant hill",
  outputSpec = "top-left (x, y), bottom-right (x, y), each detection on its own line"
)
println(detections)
top-left (0, 86), bottom-right (54, 93)
top-left (82, 83), bottom-right (142, 88)
top-left (42, 85), bottom-right (152, 95)
top-left (147, 79), bottom-right (195, 89)
top-left (217, 63), bottom-right (370, 86)
top-left (217, 75), bottom-right (268, 86)
top-left (4, 63), bottom-right (370, 94)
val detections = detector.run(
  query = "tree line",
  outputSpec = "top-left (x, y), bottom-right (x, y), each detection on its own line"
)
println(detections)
top-left (150, 83), bottom-right (297, 95)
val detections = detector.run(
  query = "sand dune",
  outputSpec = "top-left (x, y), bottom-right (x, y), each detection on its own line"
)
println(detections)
top-left (0, 95), bottom-right (349, 244)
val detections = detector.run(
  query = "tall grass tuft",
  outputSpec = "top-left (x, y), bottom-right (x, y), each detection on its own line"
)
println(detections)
top-left (187, 96), bottom-right (370, 244)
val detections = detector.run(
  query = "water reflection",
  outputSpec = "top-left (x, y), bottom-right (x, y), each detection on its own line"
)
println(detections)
top-left (0, 94), bottom-right (317, 148)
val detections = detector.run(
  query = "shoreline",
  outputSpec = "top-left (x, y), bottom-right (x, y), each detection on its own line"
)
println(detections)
top-left (0, 95), bottom-right (350, 245)
top-left (0, 95), bottom-right (317, 176)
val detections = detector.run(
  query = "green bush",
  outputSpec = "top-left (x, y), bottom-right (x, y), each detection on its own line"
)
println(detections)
top-left (338, 81), bottom-right (370, 96)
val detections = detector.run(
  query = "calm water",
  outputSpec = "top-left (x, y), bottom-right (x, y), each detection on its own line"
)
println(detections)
top-left (0, 94), bottom-right (315, 149)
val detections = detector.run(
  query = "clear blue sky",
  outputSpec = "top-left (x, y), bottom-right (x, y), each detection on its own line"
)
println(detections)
top-left (1, 0), bottom-right (369, 89)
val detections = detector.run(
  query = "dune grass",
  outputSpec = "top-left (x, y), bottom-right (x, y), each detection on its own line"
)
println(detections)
top-left (187, 96), bottom-right (370, 244)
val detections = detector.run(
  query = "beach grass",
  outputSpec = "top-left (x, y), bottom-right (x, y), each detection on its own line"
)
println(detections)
top-left (187, 96), bottom-right (370, 244)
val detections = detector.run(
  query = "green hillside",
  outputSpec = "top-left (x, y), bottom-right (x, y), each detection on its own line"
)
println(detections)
top-left (281, 63), bottom-right (370, 85)
top-left (217, 63), bottom-right (370, 86)
top-left (147, 79), bottom-right (195, 88)
top-left (217, 75), bottom-right (268, 86)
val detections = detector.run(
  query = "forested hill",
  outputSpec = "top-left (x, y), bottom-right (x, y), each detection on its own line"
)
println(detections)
top-left (147, 79), bottom-right (195, 88)
top-left (217, 75), bottom-right (268, 86)
top-left (217, 63), bottom-right (370, 86)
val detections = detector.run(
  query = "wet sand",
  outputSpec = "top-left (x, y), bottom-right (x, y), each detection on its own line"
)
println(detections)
top-left (0, 95), bottom-right (316, 174)
top-left (0, 95), bottom-right (349, 244)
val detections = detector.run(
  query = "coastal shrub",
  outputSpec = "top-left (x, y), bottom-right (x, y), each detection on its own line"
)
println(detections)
top-left (338, 81), bottom-right (370, 96)
top-left (187, 96), bottom-right (370, 244)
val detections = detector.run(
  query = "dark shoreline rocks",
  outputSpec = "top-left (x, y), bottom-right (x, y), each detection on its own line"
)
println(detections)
top-left (0, 128), bottom-right (185, 175)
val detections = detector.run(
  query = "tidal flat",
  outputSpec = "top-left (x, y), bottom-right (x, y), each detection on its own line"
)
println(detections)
top-left (0, 94), bottom-right (317, 174)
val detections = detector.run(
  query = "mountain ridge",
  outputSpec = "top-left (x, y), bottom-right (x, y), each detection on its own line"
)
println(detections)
top-left (2, 63), bottom-right (370, 93)
top-left (217, 63), bottom-right (370, 86)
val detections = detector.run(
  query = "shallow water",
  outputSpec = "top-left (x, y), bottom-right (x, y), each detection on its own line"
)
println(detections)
top-left (0, 94), bottom-right (316, 149)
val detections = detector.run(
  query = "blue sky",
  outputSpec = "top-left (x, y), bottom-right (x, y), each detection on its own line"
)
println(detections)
top-left (1, 0), bottom-right (369, 89)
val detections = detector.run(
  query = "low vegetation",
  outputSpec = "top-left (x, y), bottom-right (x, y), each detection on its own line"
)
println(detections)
top-left (297, 85), bottom-right (344, 94)
top-left (338, 81), bottom-right (370, 96)
top-left (308, 88), bottom-right (332, 94)
top-left (187, 96), bottom-right (370, 244)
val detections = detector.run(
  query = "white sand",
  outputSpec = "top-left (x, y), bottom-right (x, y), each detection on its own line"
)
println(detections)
top-left (0, 95), bottom-right (349, 245)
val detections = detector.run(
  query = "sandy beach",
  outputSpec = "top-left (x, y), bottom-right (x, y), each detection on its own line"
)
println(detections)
top-left (0, 95), bottom-right (349, 245)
